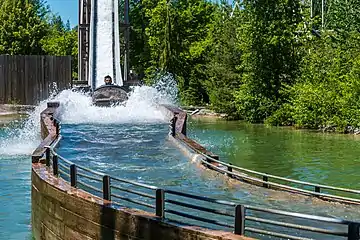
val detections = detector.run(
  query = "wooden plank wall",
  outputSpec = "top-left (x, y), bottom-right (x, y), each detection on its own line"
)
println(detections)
top-left (0, 55), bottom-right (72, 105)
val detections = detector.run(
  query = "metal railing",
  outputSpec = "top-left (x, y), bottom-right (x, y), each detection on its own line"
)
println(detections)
top-left (42, 141), bottom-right (360, 240)
top-left (169, 114), bottom-right (360, 204)
top-left (193, 148), bottom-right (360, 204)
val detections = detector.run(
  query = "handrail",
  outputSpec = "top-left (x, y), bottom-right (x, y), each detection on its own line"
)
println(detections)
top-left (179, 136), bottom-right (360, 202)
top-left (166, 110), bottom-right (360, 202)
top-left (165, 189), bottom-right (236, 207)
top-left (41, 145), bottom-right (360, 240)
top-left (111, 175), bottom-right (158, 190)
top-left (246, 205), bottom-right (354, 224)
top-left (200, 158), bottom-right (360, 204)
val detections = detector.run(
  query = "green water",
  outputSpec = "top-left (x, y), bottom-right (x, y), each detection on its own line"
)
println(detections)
top-left (188, 118), bottom-right (360, 190)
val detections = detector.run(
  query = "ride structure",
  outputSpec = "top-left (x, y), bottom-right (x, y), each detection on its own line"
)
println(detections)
top-left (76, 0), bottom-right (137, 106)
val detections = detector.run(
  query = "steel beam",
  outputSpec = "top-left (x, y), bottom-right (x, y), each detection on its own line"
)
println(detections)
top-left (78, 0), bottom-right (91, 83)
top-left (123, 0), bottom-right (130, 83)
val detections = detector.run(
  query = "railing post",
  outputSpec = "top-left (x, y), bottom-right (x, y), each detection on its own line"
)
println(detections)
top-left (70, 164), bottom-right (77, 187)
top-left (52, 154), bottom-right (58, 176)
top-left (156, 189), bottom-right (165, 218)
top-left (227, 163), bottom-right (233, 178)
top-left (56, 122), bottom-right (60, 135)
top-left (234, 205), bottom-right (245, 235)
top-left (170, 117), bottom-right (177, 137)
top-left (315, 186), bottom-right (321, 193)
top-left (263, 175), bottom-right (269, 188)
top-left (45, 147), bottom-right (50, 167)
top-left (103, 175), bottom-right (111, 201)
top-left (348, 223), bottom-right (360, 240)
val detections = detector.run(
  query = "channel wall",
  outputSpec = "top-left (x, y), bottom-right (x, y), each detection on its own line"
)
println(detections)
top-left (30, 102), bottom-right (251, 240)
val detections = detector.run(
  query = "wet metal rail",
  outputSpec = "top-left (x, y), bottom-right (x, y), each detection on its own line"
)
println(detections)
top-left (169, 116), bottom-right (360, 205)
top-left (42, 141), bottom-right (360, 240)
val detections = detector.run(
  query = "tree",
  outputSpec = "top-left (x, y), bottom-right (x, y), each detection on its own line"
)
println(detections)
top-left (128, 0), bottom-right (152, 79)
top-left (0, 0), bottom-right (48, 55)
top-left (41, 14), bottom-right (78, 78)
top-left (234, 0), bottom-right (304, 122)
top-left (204, 1), bottom-right (243, 117)
top-left (142, 0), bottom-right (215, 105)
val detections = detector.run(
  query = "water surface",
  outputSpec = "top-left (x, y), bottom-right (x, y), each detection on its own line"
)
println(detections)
top-left (0, 117), bottom-right (34, 240)
top-left (188, 118), bottom-right (360, 190)
top-left (2, 105), bottom-right (360, 240)
top-left (55, 121), bottom-right (360, 239)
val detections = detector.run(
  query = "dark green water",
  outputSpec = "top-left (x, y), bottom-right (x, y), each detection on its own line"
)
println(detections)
top-left (188, 117), bottom-right (360, 191)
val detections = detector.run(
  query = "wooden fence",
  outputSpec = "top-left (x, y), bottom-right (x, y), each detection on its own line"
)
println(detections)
top-left (0, 55), bottom-right (72, 105)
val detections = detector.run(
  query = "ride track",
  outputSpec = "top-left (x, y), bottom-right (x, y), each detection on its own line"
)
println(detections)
top-left (30, 101), bottom-right (360, 240)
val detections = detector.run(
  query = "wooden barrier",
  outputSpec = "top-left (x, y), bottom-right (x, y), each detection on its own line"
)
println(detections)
top-left (0, 55), bottom-right (72, 105)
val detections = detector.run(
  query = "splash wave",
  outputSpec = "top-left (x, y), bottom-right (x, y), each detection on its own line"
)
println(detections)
top-left (0, 77), bottom-right (178, 156)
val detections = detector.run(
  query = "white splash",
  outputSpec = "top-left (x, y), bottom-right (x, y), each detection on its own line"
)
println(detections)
top-left (56, 87), bottom-right (169, 124)
top-left (0, 99), bottom-right (49, 156)
top-left (0, 77), bottom-right (178, 155)
top-left (58, 73), bottom-right (178, 124)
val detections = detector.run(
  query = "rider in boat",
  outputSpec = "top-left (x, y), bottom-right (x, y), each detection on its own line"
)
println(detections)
top-left (104, 75), bottom-right (113, 85)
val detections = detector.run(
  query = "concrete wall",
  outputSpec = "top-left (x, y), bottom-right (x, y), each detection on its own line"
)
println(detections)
top-left (31, 102), bottom-right (252, 240)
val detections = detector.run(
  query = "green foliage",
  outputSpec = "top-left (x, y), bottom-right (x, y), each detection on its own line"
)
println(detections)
top-left (140, 0), bottom-right (215, 105)
top-left (128, 0), bottom-right (151, 79)
top-left (204, 2), bottom-right (242, 116)
top-left (2, 0), bottom-right (360, 132)
top-left (287, 32), bottom-right (360, 131)
top-left (234, 0), bottom-right (304, 122)
top-left (41, 14), bottom-right (78, 78)
top-left (265, 1), bottom-right (360, 132)
top-left (0, 0), bottom-right (78, 78)
top-left (0, 0), bottom-right (48, 55)
top-left (130, 0), bottom-right (360, 132)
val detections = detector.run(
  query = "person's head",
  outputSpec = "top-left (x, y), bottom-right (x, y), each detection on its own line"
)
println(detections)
top-left (104, 75), bottom-right (112, 85)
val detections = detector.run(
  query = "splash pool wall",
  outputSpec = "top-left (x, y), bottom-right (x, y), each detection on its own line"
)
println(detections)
top-left (31, 101), bottom-right (251, 240)
top-left (161, 106), bottom-right (360, 206)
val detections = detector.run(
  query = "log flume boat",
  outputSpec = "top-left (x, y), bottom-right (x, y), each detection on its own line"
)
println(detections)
top-left (91, 84), bottom-right (130, 107)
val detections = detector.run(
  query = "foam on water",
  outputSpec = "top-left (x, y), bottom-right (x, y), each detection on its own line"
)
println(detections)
top-left (0, 101), bottom-right (48, 156)
top-left (0, 76), bottom-right (178, 156)
top-left (57, 87), bottom-right (170, 124)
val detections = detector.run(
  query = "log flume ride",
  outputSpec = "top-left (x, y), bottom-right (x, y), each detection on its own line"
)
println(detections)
top-left (91, 84), bottom-right (130, 107)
